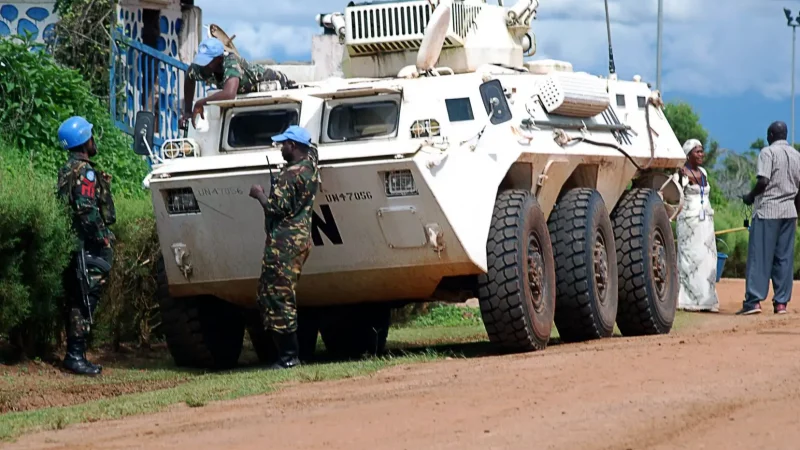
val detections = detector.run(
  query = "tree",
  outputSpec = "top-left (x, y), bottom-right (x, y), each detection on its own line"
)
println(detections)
top-left (750, 139), bottom-right (766, 151)
top-left (52, 0), bottom-right (116, 99)
top-left (663, 101), bottom-right (720, 168)
top-left (664, 101), bottom-right (709, 148)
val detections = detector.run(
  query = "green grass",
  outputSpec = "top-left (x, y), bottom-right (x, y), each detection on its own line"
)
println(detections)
top-left (0, 350), bottom-right (448, 441)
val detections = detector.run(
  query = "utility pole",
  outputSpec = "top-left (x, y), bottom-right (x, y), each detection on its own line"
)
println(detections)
top-left (656, 0), bottom-right (663, 92)
top-left (785, 8), bottom-right (799, 145)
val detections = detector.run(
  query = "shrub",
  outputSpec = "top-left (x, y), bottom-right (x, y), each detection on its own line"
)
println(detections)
top-left (94, 196), bottom-right (161, 349)
top-left (0, 148), bottom-right (75, 358)
top-left (0, 36), bottom-right (148, 198)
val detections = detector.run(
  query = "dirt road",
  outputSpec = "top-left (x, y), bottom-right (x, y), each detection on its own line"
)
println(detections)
top-left (10, 279), bottom-right (800, 450)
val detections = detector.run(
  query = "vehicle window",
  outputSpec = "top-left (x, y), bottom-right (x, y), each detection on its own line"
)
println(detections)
top-left (227, 109), bottom-right (299, 148)
top-left (327, 100), bottom-right (399, 141)
top-left (445, 98), bottom-right (474, 122)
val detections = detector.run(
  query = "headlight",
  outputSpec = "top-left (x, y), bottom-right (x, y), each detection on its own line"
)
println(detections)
top-left (384, 170), bottom-right (418, 197)
top-left (166, 188), bottom-right (200, 215)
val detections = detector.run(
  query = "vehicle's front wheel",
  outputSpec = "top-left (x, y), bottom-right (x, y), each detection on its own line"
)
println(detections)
top-left (611, 188), bottom-right (678, 336)
top-left (477, 189), bottom-right (556, 352)
top-left (156, 258), bottom-right (245, 370)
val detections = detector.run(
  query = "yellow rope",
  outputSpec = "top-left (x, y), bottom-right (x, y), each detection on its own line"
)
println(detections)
top-left (714, 227), bottom-right (748, 236)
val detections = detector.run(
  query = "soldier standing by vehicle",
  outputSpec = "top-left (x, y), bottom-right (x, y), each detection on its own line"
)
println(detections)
top-left (56, 116), bottom-right (116, 376)
top-left (249, 125), bottom-right (320, 370)
top-left (180, 37), bottom-right (296, 129)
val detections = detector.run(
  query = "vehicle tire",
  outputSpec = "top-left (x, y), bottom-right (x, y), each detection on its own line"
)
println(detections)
top-left (547, 188), bottom-right (618, 342)
top-left (156, 257), bottom-right (245, 370)
top-left (244, 311), bottom-right (277, 364)
top-left (319, 304), bottom-right (391, 359)
top-left (477, 189), bottom-right (556, 352)
top-left (246, 309), bottom-right (320, 363)
top-left (611, 188), bottom-right (678, 336)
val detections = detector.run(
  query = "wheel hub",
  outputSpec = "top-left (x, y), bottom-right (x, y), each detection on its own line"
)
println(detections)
top-left (651, 230), bottom-right (668, 300)
top-left (527, 233), bottom-right (545, 313)
top-left (593, 232), bottom-right (609, 304)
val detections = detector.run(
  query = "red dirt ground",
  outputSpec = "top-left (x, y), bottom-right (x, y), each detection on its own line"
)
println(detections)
top-left (9, 279), bottom-right (800, 450)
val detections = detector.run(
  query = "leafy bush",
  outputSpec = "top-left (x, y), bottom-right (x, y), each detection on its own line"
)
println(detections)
top-left (0, 36), bottom-right (148, 198)
top-left (0, 148), bottom-right (75, 358)
top-left (94, 196), bottom-right (161, 349)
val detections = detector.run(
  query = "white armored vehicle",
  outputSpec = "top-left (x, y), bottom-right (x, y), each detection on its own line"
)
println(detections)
top-left (134, 0), bottom-right (686, 369)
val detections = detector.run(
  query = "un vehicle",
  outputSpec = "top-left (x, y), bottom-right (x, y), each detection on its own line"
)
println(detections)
top-left (134, 0), bottom-right (686, 369)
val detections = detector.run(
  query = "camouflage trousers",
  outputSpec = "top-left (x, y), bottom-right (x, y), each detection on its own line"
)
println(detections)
top-left (256, 245), bottom-right (310, 335)
top-left (62, 247), bottom-right (113, 339)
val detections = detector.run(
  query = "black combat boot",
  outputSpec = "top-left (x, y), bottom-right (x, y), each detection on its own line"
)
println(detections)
top-left (63, 337), bottom-right (102, 376)
top-left (268, 331), bottom-right (301, 370)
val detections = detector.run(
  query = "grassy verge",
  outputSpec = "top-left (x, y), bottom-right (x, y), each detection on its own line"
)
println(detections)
top-left (0, 304), bottom-right (701, 441)
top-left (0, 350), bottom-right (445, 441)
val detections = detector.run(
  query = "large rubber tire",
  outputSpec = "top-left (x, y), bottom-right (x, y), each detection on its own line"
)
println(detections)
top-left (245, 309), bottom-right (320, 363)
top-left (477, 189), bottom-right (556, 352)
top-left (319, 304), bottom-right (391, 359)
top-left (156, 258), bottom-right (245, 370)
top-left (611, 188), bottom-right (678, 336)
top-left (548, 188), bottom-right (619, 342)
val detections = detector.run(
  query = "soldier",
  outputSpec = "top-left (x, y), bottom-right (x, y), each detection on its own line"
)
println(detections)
top-left (56, 116), bottom-right (116, 376)
top-left (180, 37), bottom-right (296, 129)
top-left (249, 125), bottom-right (320, 369)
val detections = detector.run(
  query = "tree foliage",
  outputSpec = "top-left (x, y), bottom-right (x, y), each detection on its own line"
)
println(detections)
top-left (52, 0), bottom-right (116, 98)
top-left (663, 101), bottom-right (721, 169)
top-left (0, 36), bottom-right (147, 198)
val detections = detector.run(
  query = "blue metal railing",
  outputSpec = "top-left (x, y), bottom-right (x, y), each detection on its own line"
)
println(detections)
top-left (109, 28), bottom-right (209, 157)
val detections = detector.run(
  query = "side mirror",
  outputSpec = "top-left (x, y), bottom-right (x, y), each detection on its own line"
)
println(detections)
top-left (133, 111), bottom-right (155, 156)
top-left (479, 79), bottom-right (512, 125)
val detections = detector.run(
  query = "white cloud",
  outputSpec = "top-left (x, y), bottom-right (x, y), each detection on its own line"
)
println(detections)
top-left (195, 0), bottom-right (800, 99)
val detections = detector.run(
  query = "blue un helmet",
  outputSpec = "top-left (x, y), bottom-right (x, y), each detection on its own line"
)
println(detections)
top-left (271, 125), bottom-right (312, 147)
top-left (58, 116), bottom-right (94, 150)
top-left (193, 38), bottom-right (225, 67)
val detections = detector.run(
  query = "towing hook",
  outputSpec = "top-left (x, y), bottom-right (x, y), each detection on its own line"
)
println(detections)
top-left (171, 243), bottom-right (193, 280)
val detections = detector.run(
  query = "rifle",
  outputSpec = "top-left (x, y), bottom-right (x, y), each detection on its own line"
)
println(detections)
top-left (75, 242), bottom-right (93, 325)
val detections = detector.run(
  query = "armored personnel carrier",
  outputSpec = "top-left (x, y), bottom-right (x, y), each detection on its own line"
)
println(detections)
top-left (133, 0), bottom-right (686, 369)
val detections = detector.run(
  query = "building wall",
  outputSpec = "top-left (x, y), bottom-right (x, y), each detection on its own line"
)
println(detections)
top-left (114, 0), bottom-right (195, 140)
top-left (0, 1), bottom-right (58, 46)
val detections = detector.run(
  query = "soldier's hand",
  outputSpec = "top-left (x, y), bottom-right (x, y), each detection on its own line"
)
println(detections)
top-left (191, 102), bottom-right (205, 128)
top-left (249, 184), bottom-right (265, 199)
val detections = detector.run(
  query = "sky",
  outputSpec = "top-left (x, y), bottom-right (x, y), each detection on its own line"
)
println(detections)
top-left (195, 0), bottom-right (800, 154)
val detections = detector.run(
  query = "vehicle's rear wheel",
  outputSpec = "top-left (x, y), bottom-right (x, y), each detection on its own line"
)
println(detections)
top-left (157, 258), bottom-right (245, 370)
top-left (477, 189), bottom-right (556, 352)
top-left (245, 309), bottom-right (320, 363)
top-left (611, 188), bottom-right (678, 335)
top-left (548, 188), bottom-right (618, 342)
top-left (319, 304), bottom-right (391, 359)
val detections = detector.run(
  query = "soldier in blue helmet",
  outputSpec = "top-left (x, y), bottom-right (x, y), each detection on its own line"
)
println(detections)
top-left (56, 116), bottom-right (116, 376)
top-left (180, 37), bottom-right (296, 129)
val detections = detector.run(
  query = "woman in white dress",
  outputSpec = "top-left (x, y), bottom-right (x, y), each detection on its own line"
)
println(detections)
top-left (674, 138), bottom-right (719, 312)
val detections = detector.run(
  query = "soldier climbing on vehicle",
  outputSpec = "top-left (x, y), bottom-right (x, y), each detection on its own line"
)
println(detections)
top-left (248, 125), bottom-right (320, 370)
top-left (56, 116), bottom-right (116, 376)
top-left (180, 37), bottom-right (296, 129)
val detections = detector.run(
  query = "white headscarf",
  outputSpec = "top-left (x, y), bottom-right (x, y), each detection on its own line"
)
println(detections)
top-left (682, 139), bottom-right (702, 156)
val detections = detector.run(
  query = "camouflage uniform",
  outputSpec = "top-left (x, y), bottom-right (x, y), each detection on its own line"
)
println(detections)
top-left (188, 53), bottom-right (291, 94)
top-left (257, 148), bottom-right (320, 334)
top-left (57, 154), bottom-right (115, 342)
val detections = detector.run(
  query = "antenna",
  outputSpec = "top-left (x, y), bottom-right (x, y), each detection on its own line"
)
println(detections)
top-left (604, 0), bottom-right (616, 76)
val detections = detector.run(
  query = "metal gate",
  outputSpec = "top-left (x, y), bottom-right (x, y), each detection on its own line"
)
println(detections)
top-left (109, 28), bottom-right (208, 160)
